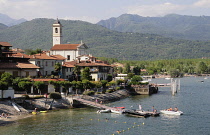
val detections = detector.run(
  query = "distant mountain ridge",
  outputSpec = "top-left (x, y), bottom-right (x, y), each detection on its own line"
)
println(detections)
top-left (1, 18), bottom-right (210, 60)
top-left (97, 14), bottom-right (210, 41)
top-left (0, 13), bottom-right (26, 26)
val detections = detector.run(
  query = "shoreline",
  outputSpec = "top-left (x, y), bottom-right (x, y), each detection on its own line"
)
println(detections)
top-left (0, 89), bottom-right (131, 127)
top-left (0, 114), bottom-right (32, 126)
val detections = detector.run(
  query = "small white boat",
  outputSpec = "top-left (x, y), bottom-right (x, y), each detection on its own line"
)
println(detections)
top-left (97, 109), bottom-right (111, 113)
top-left (111, 109), bottom-right (124, 114)
top-left (160, 110), bottom-right (183, 115)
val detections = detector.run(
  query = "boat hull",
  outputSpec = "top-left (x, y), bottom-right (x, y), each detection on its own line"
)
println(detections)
top-left (160, 110), bottom-right (183, 115)
top-left (123, 110), bottom-right (150, 118)
top-left (97, 109), bottom-right (111, 113)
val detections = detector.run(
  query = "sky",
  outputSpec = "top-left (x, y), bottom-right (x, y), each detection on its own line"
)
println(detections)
top-left (1, 0), bottom-right (210, 23)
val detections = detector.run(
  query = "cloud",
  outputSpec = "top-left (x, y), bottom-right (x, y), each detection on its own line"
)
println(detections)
top-left (193, 0), bottom-right (210, 8)
top-left (63, 16), bottom-right (100, 24)
top-left (125, 2), bottom-right (188, 17)
top-left (0, 0), bottom-right (58, 19)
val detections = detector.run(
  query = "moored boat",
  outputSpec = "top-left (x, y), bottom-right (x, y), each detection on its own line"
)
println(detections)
top-left (123, 109), bottom-right (150, 118)
top-left (160, 110), bottom-right (183, 115)
top-left (97, 109), bottom-right (111, 113)
top-left (111, 109), bottom-right (124, 114)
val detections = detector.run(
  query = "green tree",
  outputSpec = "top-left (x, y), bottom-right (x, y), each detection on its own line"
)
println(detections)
top-left (60, 81), bottom-right (71, 94)
top-left (18, 81), bottom-right (32, 94)
top-left (73, 65), bottom-right (81, 81)
top-left (54, 63), bottom-right (62, 77)
top-left (127, 73), bottom-right (134, 79)
top-left (1, 72), bottom-right (13, 86)
top-left (81, 67), bottom-right (92, 81)
top-left (106, 74), bottom-right (113, 82)
top-left (130, 75), bottom-right (143, 85)
top-left (34, 81), bottom-right (45, 95)
top-left (196, 61), bottom-right (208, 74)
top-left (133, 66), bottom-right (141, 75)
top-left (82, 79), bottom-right (91, 91)
top-left (123, 63), bottom-right (131, 74)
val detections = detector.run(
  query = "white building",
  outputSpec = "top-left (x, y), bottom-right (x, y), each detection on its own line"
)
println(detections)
top-left (50, 19), bottom-right (88, 62)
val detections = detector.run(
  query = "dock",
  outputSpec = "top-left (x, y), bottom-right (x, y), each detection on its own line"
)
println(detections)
top-left (74, 98), bottom-right (114, 110)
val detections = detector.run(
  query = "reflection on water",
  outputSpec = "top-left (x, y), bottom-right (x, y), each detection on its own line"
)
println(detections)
top-left (1, 77), bottom-right (210, 135)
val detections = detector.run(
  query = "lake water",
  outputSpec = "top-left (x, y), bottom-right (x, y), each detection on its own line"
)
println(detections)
top-left (1, 77), bottom-right (210, 135)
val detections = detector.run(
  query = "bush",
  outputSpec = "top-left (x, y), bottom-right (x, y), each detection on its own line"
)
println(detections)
top-left (106, 89), bottom-right (114, 93)
top-left (95, 92), bottom-right (102, 94)
top-left (83, 90), bottom-right (95, 96)
top-left (49, 92), bottom-right (62, 99)
top-left (116, 87), bottom-right (121, 90)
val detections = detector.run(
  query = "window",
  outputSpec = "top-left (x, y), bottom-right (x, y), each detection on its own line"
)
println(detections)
top-left (52, 61), bottom-right (54, 66)
top-left (37, 61), bottom-right (40, 67)
top-left (26, 72), bottom-right (29, 77)
top-left (55, 28), bottom-right (58, 33)
top-left (46, 71), bottom-right (48, 76)
top-left (46, 61), bottom-right (48, 66)
top-left (67, 55), bottom-right (70, 60)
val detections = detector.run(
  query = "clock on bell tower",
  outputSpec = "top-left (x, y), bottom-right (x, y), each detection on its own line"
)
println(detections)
top-left (53, 18), bottom-right (62, 46)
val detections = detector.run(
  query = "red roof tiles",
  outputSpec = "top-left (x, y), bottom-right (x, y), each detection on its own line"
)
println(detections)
top-left (50, 44), bottom-right (80, 50)
top-left (0, 42), bottom-right (12, 47)
top-left (31, 78), bottom-right (65, 82)
top-left (0, 62), bottom-right (39, 69)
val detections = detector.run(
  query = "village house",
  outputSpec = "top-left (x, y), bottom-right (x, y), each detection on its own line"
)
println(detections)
top-left (65, 55), bottom-right (113, 81)
top-left (12, 52), bottom-right (66, 77)
top-left (0, 42), bottom-right (39, 77)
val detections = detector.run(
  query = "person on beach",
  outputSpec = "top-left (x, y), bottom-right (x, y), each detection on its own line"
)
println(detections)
top-left (33, 108), bottom-right (37, 112)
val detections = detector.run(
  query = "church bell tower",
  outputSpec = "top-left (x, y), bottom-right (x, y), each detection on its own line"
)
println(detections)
top-left (53, 18), bottom-right (62, 46)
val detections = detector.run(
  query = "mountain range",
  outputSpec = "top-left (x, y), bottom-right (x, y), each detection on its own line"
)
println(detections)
top-left (97, 14), bottom-right (210, 41)
top-left (0, 13), bottom-right (26, 26)
top-left (0, 14), bottom-right (210, 60)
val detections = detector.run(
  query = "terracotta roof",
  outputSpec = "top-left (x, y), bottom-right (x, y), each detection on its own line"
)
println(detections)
top-left (0, 62), bottom-right (39, 69)
top-left (31, 78), bottom-right (65, 82)
top-left (11, 53), bottom-right (32, 58)
top-left (63, 62), bottom-right (75, 68)
top-left (76, 62), bottom-right (111, 67)
top-left (11, 53), bottom-right (65, 60)
top-left (0, 42), bottom-right (12, 47)
top-left (50, 44), bottom-right (80, 50)
top-left (17, 62), bottom-right (40, 69)
top-left (50, 55), bottom-right (66, 60)
top-left (31, 53), bottom-right (57, 60)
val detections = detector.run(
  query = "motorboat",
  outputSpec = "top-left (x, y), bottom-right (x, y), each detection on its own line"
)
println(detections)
top-left (160, 110), bottom-right (183, 115)
top-left (111, 109), bottom-right (124, 114)
top-left (123, 109), bottom-right (150, 118)
top-left (97, 109), bottom-right (111, 113)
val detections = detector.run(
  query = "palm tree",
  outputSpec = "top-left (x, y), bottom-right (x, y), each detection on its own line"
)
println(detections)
top-left (73, 65), bottom-right (81, 81)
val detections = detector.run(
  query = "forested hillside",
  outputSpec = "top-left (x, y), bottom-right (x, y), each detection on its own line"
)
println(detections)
top-left (97, 14), bottom-right (210, 41)
top-left (0, 23), bottom-right (8, 30)
top-left (1, 18), bottom-right (210, 60)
